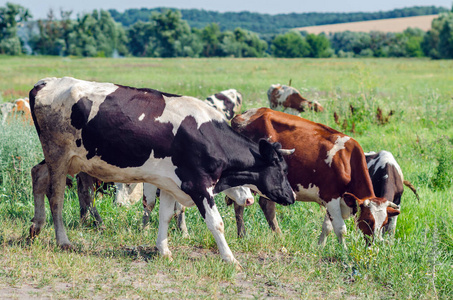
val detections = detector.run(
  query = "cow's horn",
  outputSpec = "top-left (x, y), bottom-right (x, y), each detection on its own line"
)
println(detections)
top-left (388, 202), bottom-right (400, 209)
top-left (278, 148), bottom-right (295, 155)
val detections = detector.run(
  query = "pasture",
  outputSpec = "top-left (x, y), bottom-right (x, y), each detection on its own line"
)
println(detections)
top-left (0, 56), bottom-right (452, 299)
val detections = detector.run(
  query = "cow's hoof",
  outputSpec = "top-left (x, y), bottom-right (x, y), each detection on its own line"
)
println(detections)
top-left (60, 244), bottom-right (75, 251)
top-left (233, 259), bottom-right (243, 271)
top-left (29, 224), bottom-right (41, 239)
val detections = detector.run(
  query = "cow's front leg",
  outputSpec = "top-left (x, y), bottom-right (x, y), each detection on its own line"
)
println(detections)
top-left (325, 198), bottom-right (347, 247)
top-left (259, 197), bottom-right (282, 234)
top-left (201, 194), bottom-right (238, 265)
top-left (156, 191), bottom-right (176, 259)
top-left (30, 161), bottom-right (48, 239)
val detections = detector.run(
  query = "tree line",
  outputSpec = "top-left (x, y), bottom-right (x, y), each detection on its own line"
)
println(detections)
top-left (108, 6), bottom-right (448, 34)
top-left (1, 3), bottom-right (453, 59)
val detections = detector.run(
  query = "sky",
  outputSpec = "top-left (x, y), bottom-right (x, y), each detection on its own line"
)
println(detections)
top-left (1, 0), bottom-right (452, 20)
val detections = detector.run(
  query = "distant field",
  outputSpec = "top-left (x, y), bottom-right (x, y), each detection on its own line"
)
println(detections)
top-left (0, 57), bottom-right (452, 299)
top-left (296, 14), bottom-right (438, 34)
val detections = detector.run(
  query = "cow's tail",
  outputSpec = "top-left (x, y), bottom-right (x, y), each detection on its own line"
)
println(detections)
top-left (403, 180), bottom-right (420, 202)
top-left (29, 80), bottom-right (47, 137)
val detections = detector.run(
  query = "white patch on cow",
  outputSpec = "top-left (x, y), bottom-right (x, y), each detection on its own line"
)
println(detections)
top-left (383, 174), bottom-right (389, 180)
top-left (366, 150), bottom-right (404, 181)
top-left (202, 189), bottom-right (236, 263)
top-left (325, 136), bottom-right (351, 167)
top-left (156, 95), bottom-right (225, 135)
top-left (138, 113), bottom-right (145, 121)
top-left (223, 186), bottom-right (254, 206)
top-left (325, 197), bottom-right (348, 245)
top-left (35, 77), bottom-right (118, 123)
top-left (369, 201), bottom-right (389, 239)
top-left (295, 183), bottom-right (323, 205)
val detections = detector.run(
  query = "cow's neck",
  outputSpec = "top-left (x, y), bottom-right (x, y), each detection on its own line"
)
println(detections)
top-left (214, 146), bottom-right (265, 193)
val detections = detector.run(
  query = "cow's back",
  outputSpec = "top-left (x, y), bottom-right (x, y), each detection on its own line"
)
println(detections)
top-left (232, 108), bottom-right (374, 200)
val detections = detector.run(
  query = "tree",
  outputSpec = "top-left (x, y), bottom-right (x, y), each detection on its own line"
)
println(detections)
top-left (150, 10), bottom-right (193, 57)
top-left (0, 3), bottom-right (32, 55)
top-left (422, 12), bottom-right (453, 59)
top-left (271, 31), bottom-right (311, 58)
top-left (305, 33), bottom-right (331, 57)
top-left (67, 10), bottom-right (128, 57)
top-left (29, 9), bottom-right (74, 55)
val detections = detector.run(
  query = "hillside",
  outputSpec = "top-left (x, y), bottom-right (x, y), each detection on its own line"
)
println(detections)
top-left (296, 14), bottom-right (439, 34)
top-left (108, 6), bottom-right (448, 34)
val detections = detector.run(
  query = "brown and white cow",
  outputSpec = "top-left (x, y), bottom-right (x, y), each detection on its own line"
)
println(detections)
top-left (0, 98), bottom-right (33, 125)
top-left (365, 150), bottom-right (419, 235)
top-left (29, 77), bottom-right (295, 265)
top-left (231, 108), bottom-right (400, 246)
top-left (267, 84), bottom-right (323, 115)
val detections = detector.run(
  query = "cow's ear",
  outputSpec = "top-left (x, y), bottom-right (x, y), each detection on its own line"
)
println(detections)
top-left (387, 206), bottom-right (400, 217)
top-left (259, 139), bottom-right (278, 162)
top-left (343, 192), bottom-right (359, 208)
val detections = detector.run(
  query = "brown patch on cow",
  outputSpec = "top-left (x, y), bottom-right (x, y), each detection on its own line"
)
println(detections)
top-left (285, 93), bottom-right (309, 112)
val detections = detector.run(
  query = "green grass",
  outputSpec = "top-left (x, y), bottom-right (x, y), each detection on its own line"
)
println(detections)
top-left (0, 56), bottom-right (452, 298)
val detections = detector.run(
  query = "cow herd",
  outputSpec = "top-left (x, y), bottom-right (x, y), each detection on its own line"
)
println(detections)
top-left (1, 77), bottom-right (419, 266)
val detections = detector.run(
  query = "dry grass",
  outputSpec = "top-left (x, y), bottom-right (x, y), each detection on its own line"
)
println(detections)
top-left (295, 14), bottom-right (438, 34)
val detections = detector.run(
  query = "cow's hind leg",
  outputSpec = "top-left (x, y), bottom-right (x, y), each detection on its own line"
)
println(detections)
top-left (142, 183), bottom-right (158, 227)
top-left (30, 161), bottom-right (48, 239)
top-left (156, 191), bottom-right (177, 259)
top-left (47, 162), bottom-right (72, 249)
top-left (318, 213), bottom-right (333, 246)
top-left (76, 172), bottom-right (103, 227)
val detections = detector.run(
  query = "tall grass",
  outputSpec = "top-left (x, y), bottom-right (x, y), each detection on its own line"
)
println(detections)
top-left (0, 57), bottom-right (452, 298)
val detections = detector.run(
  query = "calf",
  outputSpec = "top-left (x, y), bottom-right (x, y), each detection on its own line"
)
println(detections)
top-left (268, 84), bottom-right (323, 115)
top-left (0, 98), bottom-right (33, 125)
top-left (365, 150), bottom-right (419, 235)
top-left (29, 77), bottom-right (295, 264)
top-left (231, 108), bottom-right (400, 246)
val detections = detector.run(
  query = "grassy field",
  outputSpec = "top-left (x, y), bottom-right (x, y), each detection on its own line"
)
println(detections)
top-left (0, 56), bottom-right (452, 299)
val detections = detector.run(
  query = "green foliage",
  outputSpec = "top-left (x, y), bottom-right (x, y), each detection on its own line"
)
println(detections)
top-left (271, 31), bottom-right (311, 58)
top-left (0, 2), bottom-right (31, 55)
top-left (0, 57), bottom-right (452, 298)
top-left (422, 12), bottom-right (453, 58)
top-left (430, 137), bottom-right (453, 190)
top-left (108, 6), bottom-right (449, 34)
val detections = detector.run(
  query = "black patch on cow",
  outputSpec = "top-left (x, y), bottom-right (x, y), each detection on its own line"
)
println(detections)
top-left (78, 85), bottom-right (174, 167)
top-left (71, 97), bottom-right (93, 130)
top-left (76, 139), bottom-right (82, 147)
top-left (172, 117), bottom-right (230, 217)
top-left (214, 93), bottom-right (235, 120)
top-left (29, 81), bottom-right (47, 136)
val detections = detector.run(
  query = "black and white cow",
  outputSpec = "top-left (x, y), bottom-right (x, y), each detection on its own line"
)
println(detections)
top-left (29, 77), bottom-right (295, 265)
top-left (204, 89), bottom-right (243, 121)
top-left (365, 150), bottom-right (419, 235)
top-left (142, 88), bottom-right (250, 232)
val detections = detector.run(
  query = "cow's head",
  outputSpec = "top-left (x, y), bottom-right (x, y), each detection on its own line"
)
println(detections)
top-left (343, 193), bottom-right (400, 242)
top-left (223, 186), bottom-right (254, 206)
top-left (253, 139), bottom-right (296, 206)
